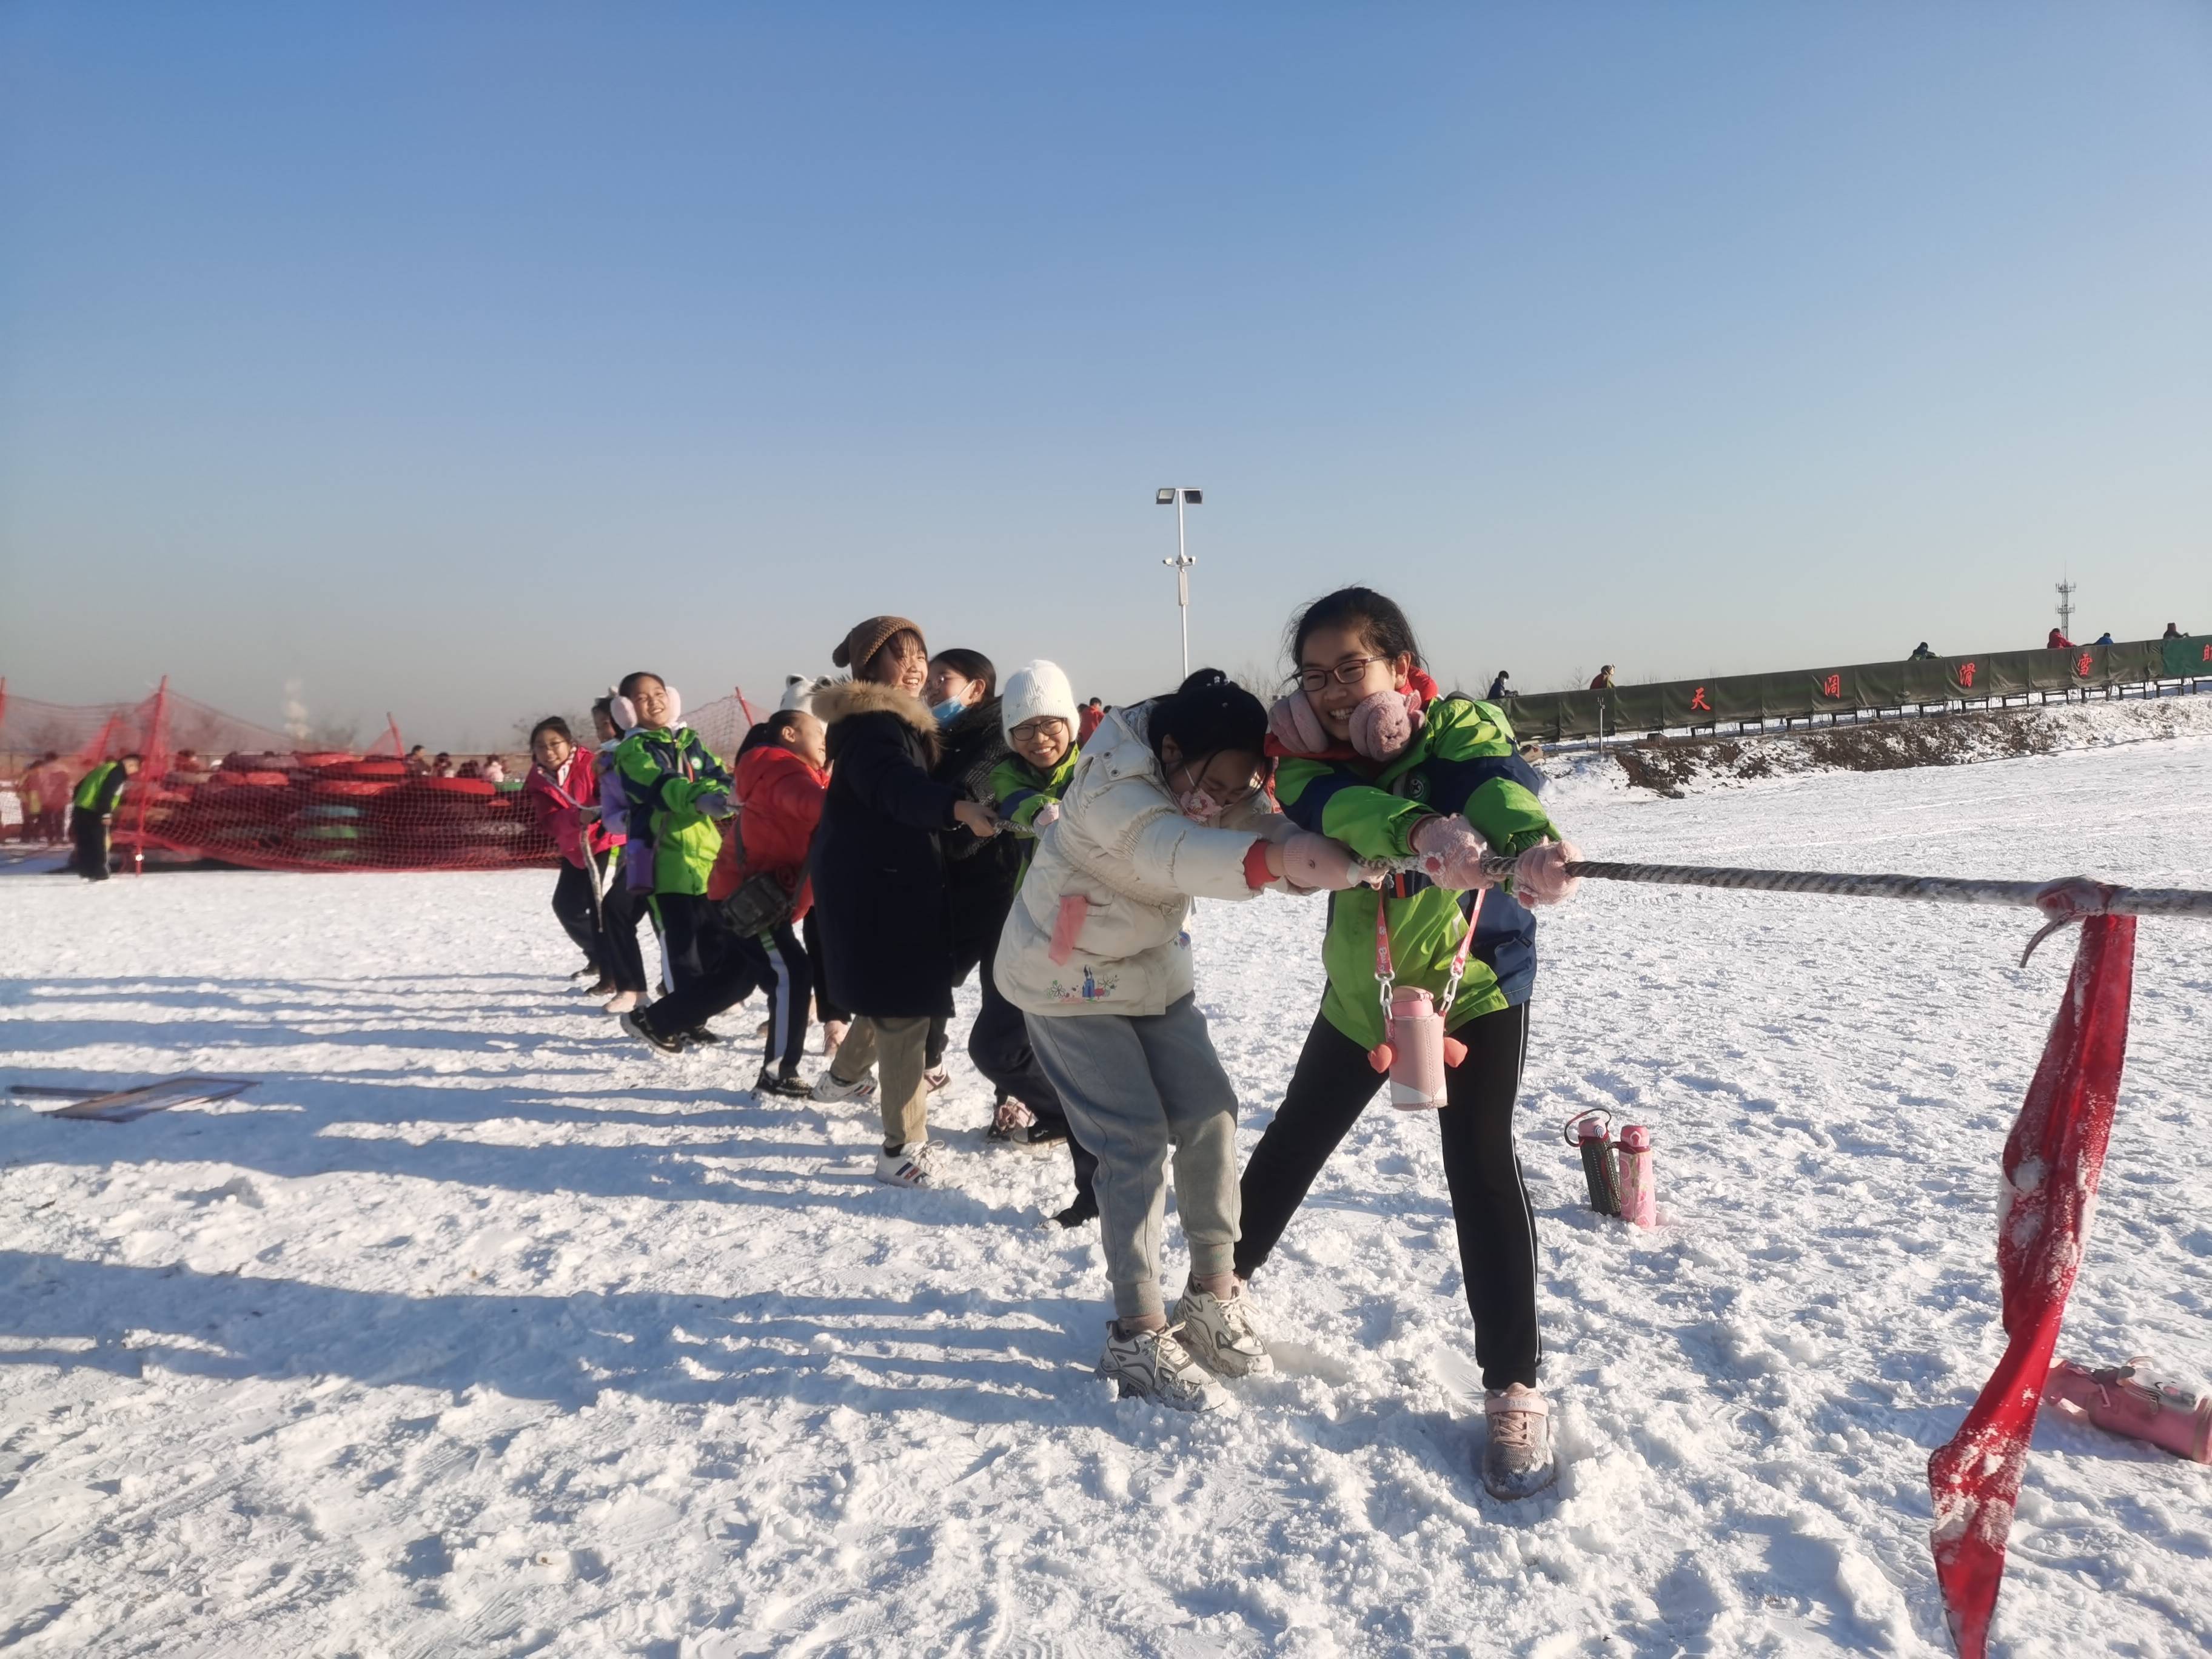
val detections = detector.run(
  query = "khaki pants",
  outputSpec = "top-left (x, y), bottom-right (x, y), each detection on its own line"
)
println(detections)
top-left (831, 1013), bottom-right (932, 1150)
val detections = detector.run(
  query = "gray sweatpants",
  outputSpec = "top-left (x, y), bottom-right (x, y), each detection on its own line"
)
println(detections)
top-left (1025, 994), bottom-right (1241, 1321)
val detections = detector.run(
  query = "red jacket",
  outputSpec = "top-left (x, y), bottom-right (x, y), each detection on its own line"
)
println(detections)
top-left (524, 752), bottom-right (620, 868)
top-left (2046, 629), bottom-right (2073, 649)
top-left (708, 742), bottom-right (830, 918)
top-left (1077, 705), bottom-right (1105, 745)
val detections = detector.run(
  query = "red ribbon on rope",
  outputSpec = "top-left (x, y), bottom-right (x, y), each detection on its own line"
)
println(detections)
top-left (1926, 914), bottom-right (2136, 1658)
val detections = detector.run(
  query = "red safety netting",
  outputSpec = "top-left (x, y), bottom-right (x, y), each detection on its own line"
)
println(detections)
top-left (0, 682), bottom-right (560, 871)
top-left (1, 680), bottom-right (778, 872)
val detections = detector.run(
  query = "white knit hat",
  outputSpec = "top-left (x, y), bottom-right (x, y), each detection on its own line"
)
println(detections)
top-left (1000, 659), bottom-right (1078, 739)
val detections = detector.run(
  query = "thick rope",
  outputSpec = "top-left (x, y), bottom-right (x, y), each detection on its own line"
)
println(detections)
top-left (1447, 853), bottom-right (2212, 919)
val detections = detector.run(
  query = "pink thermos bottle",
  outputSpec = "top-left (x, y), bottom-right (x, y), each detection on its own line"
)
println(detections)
top-left (1613, 1124), bottom-right (1655, 1227)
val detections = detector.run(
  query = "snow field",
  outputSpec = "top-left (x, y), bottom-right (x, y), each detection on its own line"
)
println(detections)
top-left (2, 734), bottom-right (2209, 1657)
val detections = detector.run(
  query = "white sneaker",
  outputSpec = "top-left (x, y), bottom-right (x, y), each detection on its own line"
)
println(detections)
top-left (810, 1068), bottom-right (877, 1104)
top-left (1170, 1286), bottom-right (1275, 1378)
top-left (602, 990), bottom-right (640, 1014)
top-left (1098, 1322), bottom-right (1235, 1413)
top-left (874, 1142), bottom-right (941, 1187)
top-left (1481, 1384), bottom-right (1557, 1500)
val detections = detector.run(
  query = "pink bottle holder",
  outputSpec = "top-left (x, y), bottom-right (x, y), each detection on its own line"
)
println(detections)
top-left (2045, 1358), bottom-right (2212, 1463)
top-left (1385, 987), bottom-right (1448, 1110)
top-left (1612, 1124), bottom-right (1655, 1227)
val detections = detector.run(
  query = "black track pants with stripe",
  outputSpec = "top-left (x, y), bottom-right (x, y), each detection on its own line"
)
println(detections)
top-left (734, 923), bottom-right (811, 1077)
top-left (1235, 1002), bottom-right (1538, 1390)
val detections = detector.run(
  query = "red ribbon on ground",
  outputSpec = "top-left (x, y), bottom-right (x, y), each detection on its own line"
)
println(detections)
top-left (1926, 914), bottom-right (2136, 1658)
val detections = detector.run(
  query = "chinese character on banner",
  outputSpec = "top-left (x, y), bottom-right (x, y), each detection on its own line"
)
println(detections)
top-left (1959, 661), bottom-right (1978, 689)
top-left (2075, 652), bottom-right (2094, 677)
top-left (1690, 686), bottom-right (1711, 713)
top-left (2202, 643), bottom-right (2210, 663)
top-left (1821, 674), bottom-right (1842, 699)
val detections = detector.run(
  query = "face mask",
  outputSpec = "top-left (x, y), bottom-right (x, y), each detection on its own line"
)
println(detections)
top-left (931, 697), bottom-right (968, 728)
top-left (1176, 788), bottom-right (1224, 823)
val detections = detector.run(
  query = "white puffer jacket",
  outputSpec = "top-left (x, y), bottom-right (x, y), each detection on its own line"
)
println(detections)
top-left (996, 702), bottom-right (1284, 1019)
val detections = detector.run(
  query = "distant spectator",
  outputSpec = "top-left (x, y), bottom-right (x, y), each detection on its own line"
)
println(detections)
top-left (171, 748), bottom-right (203, 775)
top-left (1076, 697), bottom-right (1106, 745)
top-left (481, 755), bottom-right (507, 786)
top-left (1486, 669), bottom-right (1512, 700)
top-left (2093, 632), bottom-right (2113, 647)
top-left (1589, 665), bottom-right (1615, 691)
top-left (431, 752), bottom-right (454, 779)
top-left (69, 753), bottom-right (141, 881)
top-left (456, 759), bottom-right (481, 780)
top-left (2163, 622), bottom-right (2184, 640)
top-left (1908, 642), bottom-right (1937, 660)
top-left (404, 744), bottom-right (431, 775)
top-left (26, 752), bottom-right (68, 842)
top-left (2046, 628), bottom-right (2073, 649)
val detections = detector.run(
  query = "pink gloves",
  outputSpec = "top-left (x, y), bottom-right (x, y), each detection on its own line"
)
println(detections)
top-left (1408, 814), bottom-right (1493, 890)
top-left (1277, 831), bottom-right (1370, 891)
top-left (1268, 692), bottom-right (1330, 757)
top-left (1512, 840), bottom-right (1581, 906)
top-left (1348, 689), bottom-right (1423, 762)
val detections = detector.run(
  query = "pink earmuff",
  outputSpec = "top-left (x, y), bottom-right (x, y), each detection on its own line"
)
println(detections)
top-left (1349, 689), bottom-right (1424, 762)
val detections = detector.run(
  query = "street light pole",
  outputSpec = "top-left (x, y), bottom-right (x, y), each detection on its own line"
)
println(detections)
top-left (1155, 486), bottom-right (1202, 678)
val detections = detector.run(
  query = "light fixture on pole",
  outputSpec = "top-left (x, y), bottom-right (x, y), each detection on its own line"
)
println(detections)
top-left (1155, 486), bottom-right (1202, 677)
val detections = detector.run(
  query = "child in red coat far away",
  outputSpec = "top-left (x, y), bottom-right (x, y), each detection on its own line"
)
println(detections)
top-left (523, 716), bottom-right (645, 1001)
top-left (722, 706), bottom-right (832, 1096)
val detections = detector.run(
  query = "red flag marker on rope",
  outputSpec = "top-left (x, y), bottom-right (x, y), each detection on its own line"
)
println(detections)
top-left (1926, 914), bottom-right (2136, 1659)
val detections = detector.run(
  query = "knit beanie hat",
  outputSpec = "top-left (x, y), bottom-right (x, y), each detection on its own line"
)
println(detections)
top-left (1000, 659), bottom-right (1078, 739)
top-left (832, 615), bottom-right (924, 674)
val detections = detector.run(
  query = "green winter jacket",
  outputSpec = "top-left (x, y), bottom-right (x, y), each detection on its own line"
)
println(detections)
top-left (991, 747), bottom-right (1078, 826)
top-left (1275, 697), bottom-right (1557, 1051)
top-left (614, 726), bottom-right (732, 897)
top-left (990, 746), bottom-right (1080, 884)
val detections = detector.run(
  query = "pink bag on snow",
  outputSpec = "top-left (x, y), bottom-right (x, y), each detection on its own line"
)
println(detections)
top-left (2045, 1358), bottom-right (2212, 1463)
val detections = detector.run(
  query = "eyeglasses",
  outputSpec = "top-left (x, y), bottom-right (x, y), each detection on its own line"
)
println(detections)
top-left (1296, 655), bottom-right (1388, 692)
top-left (1010, 719), bottom-right (1068, 743)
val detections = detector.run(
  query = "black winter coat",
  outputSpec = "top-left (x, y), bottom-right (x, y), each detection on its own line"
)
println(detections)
top-left (934, 697), bottom-right (1025, 982)
top-left (808, 680), bottom-right (964, 1018)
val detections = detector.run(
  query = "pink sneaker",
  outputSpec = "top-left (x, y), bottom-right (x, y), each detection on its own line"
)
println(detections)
top-left (2045, 1358), bottom-right (2212, 1463)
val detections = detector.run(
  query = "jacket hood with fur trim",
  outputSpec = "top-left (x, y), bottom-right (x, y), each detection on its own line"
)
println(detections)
top-left (813, 677), bottom-right (942, 767)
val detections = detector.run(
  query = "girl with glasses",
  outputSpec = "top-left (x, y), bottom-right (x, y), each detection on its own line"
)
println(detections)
top-left (1236, 586), bottom-right (1582, 1498)
top-left (996, 669), bottom-right (1374, 1412)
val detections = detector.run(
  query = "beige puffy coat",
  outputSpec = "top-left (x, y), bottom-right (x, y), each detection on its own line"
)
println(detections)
top-left (995, 702), bottom-right (1285, 1019)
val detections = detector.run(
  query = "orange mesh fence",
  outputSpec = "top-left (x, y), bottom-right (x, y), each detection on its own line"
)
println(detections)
top-left (1, 680), bottom-right (780, 871)
top-left (1, 682), bottom-right (575, 872)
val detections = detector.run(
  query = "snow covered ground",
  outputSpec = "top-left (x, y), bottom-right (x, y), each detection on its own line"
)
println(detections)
top-left (3, 736), bottom-right (2208, 1658)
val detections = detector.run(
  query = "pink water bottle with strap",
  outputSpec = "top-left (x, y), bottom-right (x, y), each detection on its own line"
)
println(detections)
top-left (1612, 1124), bottom-right (1655, 1227)
top-left (1385, 987), bottom-right (1448, 1110)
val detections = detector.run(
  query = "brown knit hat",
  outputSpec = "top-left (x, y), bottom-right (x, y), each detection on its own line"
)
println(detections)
top-left (832, 615), bottom-right (925, 674)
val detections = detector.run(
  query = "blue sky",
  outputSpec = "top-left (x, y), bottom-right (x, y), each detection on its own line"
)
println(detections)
top-left (4, 2), bottom-right (2207, 746)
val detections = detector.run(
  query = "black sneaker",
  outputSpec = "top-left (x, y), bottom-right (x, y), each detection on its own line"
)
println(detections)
top-left (754, 1068), bottom-right (811, 1098)
top-left (621, 1011), bottom-right (686, 1057)
top-left (687, 1026), bottom-right (724, 1046)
